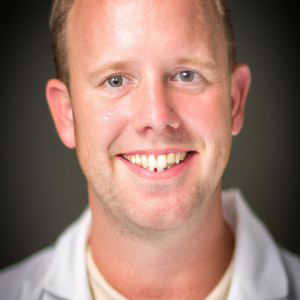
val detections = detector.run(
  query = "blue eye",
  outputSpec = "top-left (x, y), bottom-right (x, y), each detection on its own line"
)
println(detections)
top-left (104, 75), bottom-right (130, 88)
top-left (107, 76), bottom-right (123, 87)
top-left (173, 71), bottom-right (199, 82)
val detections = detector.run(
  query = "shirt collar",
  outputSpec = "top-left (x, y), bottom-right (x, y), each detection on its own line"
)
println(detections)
top-left (41, 208), bottom-right (93, 300)
top-left (223, 189), bottom-right (289, 300)
top-left (39, 189), bottom-right (289, 300)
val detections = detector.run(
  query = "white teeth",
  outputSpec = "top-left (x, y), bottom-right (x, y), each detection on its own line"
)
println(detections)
top-left (131, 155), bottom-right (136, 164)
top-left (149, 166), bottom-right (155, 172)
top-left (148, 154), bottom-right (157, 168)
top-left (142, 155), bottom-right (148, 168)
top-left (124, 152), bottom-right (188, 172)
top-left (175, 153), bottom-right (181, 164)
top-left (180, 152), bottom-right (186, 161)
top-left (167, 153), bottom-right (175, 164)
top-left (167, 163), bottom-right (175, 168)
top-left (157, 155), bottom-right (167, 169)
top-left (136, 154), bottom-right (141, 165)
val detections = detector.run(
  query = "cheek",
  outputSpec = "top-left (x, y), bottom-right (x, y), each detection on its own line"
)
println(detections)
top-left (176, 89), bottom-right (232, 143)
top-left (72, 90), bottom-right (130, 156)
top-left (175, 90), bottom-right (232, 188)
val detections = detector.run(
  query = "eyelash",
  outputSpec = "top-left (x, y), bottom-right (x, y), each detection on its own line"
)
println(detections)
top-left (103, 71), bottom-right (199, 88)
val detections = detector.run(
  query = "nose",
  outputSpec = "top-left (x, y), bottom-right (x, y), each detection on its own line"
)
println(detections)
top-left (131, 78), bottom-right (181, 136)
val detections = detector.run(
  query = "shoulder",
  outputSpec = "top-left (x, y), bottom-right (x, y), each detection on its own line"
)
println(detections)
top-left (0, 208), bottom-right (91, 300)
top-left (0, 247), bottom-right (54, 300)
top-left (280, 248), bottom-right (300, 299)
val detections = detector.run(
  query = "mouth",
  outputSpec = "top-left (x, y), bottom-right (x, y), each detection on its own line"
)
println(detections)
top-left (122, 151), bottom-right (190, 172)
top-left (118, 150), bottom-right (195, 181)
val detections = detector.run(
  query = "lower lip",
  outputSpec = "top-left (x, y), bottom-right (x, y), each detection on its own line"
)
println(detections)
top-left (118, 152), bottom-right (195, 181)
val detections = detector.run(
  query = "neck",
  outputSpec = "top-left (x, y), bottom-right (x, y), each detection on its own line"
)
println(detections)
top-left (89, 188), bottom-right (234, 300)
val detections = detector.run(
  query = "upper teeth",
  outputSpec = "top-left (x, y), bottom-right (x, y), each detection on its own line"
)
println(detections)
top-left (123, 152), bottom-right (188, 172)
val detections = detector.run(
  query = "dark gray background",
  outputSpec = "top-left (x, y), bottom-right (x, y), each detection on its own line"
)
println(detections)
top-left (1, 0), bottom-right (299, 270)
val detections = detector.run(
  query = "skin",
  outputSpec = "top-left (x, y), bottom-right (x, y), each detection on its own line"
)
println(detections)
top-left (46, 0), bottom-right (251, 299)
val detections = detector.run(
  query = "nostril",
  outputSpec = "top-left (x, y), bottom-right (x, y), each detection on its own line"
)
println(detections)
top-left (144, 126), bottom-right (155, 135)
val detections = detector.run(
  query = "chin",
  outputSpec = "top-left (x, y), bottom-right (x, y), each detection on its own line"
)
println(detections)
top-left (117, 183), bottom-right (203, 232)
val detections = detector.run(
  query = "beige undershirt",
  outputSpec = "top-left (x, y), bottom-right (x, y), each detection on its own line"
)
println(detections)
top-left (86, 244), bottom-right (234, 300)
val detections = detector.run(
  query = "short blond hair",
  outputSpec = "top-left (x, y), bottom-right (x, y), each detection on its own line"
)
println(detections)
top-left (49, 0), bottom-right (236, 88)
top-left (49, 0), bottom-right (73, 88)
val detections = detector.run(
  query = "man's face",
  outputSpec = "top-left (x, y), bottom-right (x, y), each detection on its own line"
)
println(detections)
top-left (67, 0), bottom-right (233, 231)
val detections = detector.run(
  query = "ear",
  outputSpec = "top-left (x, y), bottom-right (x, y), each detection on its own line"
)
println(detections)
top-left (46, 79), bottom-right (75, 148)
top-left (231, 63), bottom-right (251, 135)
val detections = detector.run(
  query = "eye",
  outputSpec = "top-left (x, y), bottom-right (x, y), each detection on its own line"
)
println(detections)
top-left (107, 75), bottom-right (123, 87)
top-left (172, 71), bottom-right (199, 83)
top-left (104, 75), bottom-right (130, 87)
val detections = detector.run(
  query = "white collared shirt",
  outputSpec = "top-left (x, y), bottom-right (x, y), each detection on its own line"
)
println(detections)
top-left (1, 189), bottom-right (299, 300)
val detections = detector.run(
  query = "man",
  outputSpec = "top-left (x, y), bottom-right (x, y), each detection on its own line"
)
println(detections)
top-left (0, 0), bottom-right (299, 299)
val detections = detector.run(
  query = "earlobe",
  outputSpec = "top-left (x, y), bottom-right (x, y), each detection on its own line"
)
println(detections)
top-left (46, 79), bottom-right (76, 148)
top-left (231, 63), bottom-right (251, 135)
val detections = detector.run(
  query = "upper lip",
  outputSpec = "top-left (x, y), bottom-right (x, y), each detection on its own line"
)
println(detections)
top-left (119, 148), bottom-right (194, 156)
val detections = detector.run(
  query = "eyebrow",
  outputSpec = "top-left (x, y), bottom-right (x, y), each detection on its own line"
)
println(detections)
top-left (176, 57), bottom-right (217, 70)
top-left (88, 61), bottom-right (135, 83)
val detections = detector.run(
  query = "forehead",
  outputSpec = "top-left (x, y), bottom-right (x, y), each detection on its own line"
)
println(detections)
top-left (67, 0), bottom-right (227, 75)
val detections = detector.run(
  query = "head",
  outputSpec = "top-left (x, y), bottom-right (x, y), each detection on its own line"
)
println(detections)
top-left (50, 0), bottom-right (236, 89)
top-left (46, 0), bottom-right (250, 234)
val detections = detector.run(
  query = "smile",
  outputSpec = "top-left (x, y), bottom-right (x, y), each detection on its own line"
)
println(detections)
top-left (123, 152), bottom-right (188, 172)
